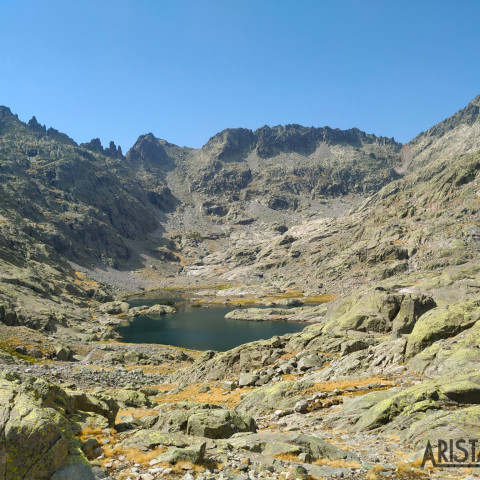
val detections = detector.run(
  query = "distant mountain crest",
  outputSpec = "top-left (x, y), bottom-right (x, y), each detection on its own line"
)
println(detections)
top-left (201, 124), bottom-right (401, 162)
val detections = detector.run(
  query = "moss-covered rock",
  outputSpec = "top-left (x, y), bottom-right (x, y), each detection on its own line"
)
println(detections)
top-left (0, 376), bottom-right (91, 480)
top-left (322, 289), bottom-right (437, 335)
top-left (392, 294), bottom-right (436, 333)
top-left (323, 289), bottom-right (402, 333)
top-left (107, 388), bottom-right (152, 409)
top-left (405, 299), bottom-right (480, 359)
top-left (120, 430), bottom-right (191, 450)
top-left (409, 319), bottom-right (480, 375)
top-left (402, 405), bottom-right (480, 446)
top-left (186, 409), bottom-right (256, 439)
top-left (235, 380), bottom-right (313, 416)
top-left (50, 465), bottom-right (96, 480)
top-left (223, 432), bottom-right (359, 462)
top-left (154, 402), bottom-right (222, 433)
top-left (66, 390), bottom-right (119, 427)
top-left (100, 301), bottom-right (129, 314)
top-left (157, 442), bottom-right (206, 464)
top-left (144, 304), bottom-right (176, 315)
top-left (352, 372), bottom-right (480, 435)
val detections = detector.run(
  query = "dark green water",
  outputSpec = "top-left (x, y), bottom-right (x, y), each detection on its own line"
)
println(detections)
top-left (116, 302), bottom-right (306, 351)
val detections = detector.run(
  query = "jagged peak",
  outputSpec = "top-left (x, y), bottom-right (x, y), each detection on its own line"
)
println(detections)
top-left (79, 138), bottom-right (123, 158)
top-left (0, 106), bottom-right (15, 119)
top-left (200, 123), bottom-right (401, 161)
top-left (129, 133), bottom-right (179, 149)
top-left (470, 94), bottom-right (480, 107)
top-left (80, 137), bottom-right (103, 152)
top-left (27, 116), bottom-right (47, 134)
top-left (126, 133), bottom-right (170, 164)
top-left (202, 128), bottom-right (257, 161)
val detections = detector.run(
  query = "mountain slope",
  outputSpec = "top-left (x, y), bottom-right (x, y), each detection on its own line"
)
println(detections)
top-left (0, 107), bottom-right (178, 267)
top-left (1, 97), bottom-right (479, 311)
top-left (127, 124), bottom-right (403, 216)
top-left (407, 94), bottom-right (480, 171)
top-left (173, 101), bottom-right (480, 294)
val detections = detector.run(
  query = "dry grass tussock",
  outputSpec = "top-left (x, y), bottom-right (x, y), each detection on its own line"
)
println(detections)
top-left (155, 382), bottom-right (253, 409)
top-left (102, 445), bottom-right (167, 465)
top-left (313, 458), bottom-right (361, 468)
top-left (74, 271), bottom-right (99, 290)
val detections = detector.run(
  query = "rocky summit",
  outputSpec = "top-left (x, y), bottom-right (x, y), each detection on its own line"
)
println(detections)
top-left (0, 96), bottom-right (480, 480)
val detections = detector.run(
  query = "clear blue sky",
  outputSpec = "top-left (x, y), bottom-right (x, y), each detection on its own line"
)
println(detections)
top-left (1, 0), bottom-right (479, 151)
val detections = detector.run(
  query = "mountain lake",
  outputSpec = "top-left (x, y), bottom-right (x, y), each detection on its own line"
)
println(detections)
top-left (116, 295), bottom-right (307, 351)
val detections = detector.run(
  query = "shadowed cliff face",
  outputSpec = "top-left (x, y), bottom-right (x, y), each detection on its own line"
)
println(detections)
top-left (126, 123), bottom-right (403, 211)
top-left (0, 109), bottom-right (178, 267)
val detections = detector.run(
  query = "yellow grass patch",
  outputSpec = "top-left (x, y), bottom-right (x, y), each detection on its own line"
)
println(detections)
top-left (272, 453), bottom-right (302, 462)
top-left (313, 458), bottom-right (362, 468)
top-left (102, 445), bottom-right (166, 467)
top-left (79, 426), bottom-right (108, 441)
top-left (395, 460), bottom-right (427, 476)
top-left (74, 271), bottom-right (99, 290)
top-left (155, 382), bottom-right (253, 409)
top-left (302, 294), bottom-right (338, 303)
top-left (0, 338), bottom-right (48, 362)
top-left (279, 351), bottom-right (301, 361)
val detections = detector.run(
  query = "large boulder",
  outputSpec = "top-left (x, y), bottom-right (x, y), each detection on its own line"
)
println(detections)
top-left (120, 430), bottom-right (190, 451)
top-left (409, 319), bottom-right (480, 376)
top-left (391, 294), bottom-right (436, 333)
top-left (186, 409), bottom-right (256, 439)
top-left (50, 465), bottom-right (96, 480)
top-left (224, 432), bottom-right (359, 462)
top-left (153, 402), bottom-right (256, 439)
top-left (108, 388), bottom-right (152, 409)
top-left (405, 299), bottom-right (480, 359)
top-left (323, 289), bottom-right (403, 333)
top-left (235, 381), bottom-right (313, 416)
top-left (55, 344), bottom-right (71, 361)
top-left (402, 405), bottom-right (480, 446)
top-left (99, 301), bottom-right (129, 315)
top-left (154, 402), bottom-right (222, 433)
top-left (349, 372), bottom-right (480, 437)
top-left (0, 376), bottom-right (90, 480)
top-left (66, 390), bottom-right (119, 427)
top-left (323, 289), bottom-right (437, 334)
top-left (145, 304), bottom-right (176, 315)
top-left (156, 442), bottom-right (206, 464)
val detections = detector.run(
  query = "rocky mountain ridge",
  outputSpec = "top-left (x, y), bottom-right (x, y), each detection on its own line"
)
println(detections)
top-left (1, 96), bottom-right (480, 479)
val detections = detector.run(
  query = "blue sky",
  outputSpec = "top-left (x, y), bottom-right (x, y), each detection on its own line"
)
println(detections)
top-left (1, 0), bottom-right (479, 150)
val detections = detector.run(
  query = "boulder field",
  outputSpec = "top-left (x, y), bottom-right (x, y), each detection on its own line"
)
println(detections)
top-left (1, 273), bottom-right (480, 479)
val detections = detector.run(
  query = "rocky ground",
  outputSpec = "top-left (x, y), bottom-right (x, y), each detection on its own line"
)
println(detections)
top-left (2, 273), bottom-right (480, 480)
